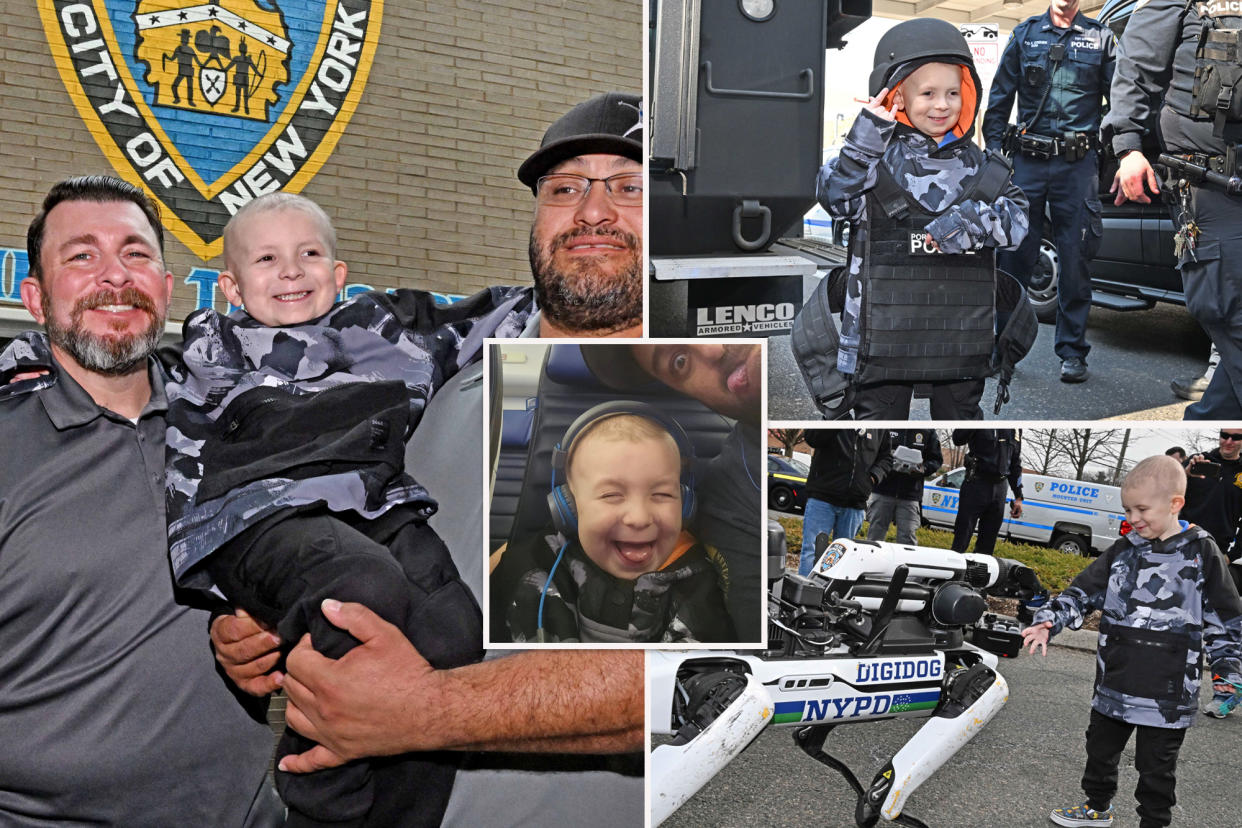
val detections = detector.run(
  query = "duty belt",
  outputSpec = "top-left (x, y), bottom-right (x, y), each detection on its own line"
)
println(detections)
top-left (1015, 131), bottom-right (1099, 160)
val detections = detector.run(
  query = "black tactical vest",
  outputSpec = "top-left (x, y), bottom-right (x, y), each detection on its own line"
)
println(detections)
top-left (1189, 4), bottom-right (1242, 137)
top-left (852, 156), bottom-right (1010, 385)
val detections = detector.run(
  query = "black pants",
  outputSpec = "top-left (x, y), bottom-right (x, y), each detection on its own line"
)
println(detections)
top-left (951, 477), bottom-right (1007, 555)
top-left (853, 379), bottom-right (985, 420)
top-left (1178, 185), bottom-right (1242, 419)
top-left (1081, 709), bottom-right (1187, 828)
top-left (208, 506), bottom-right (483, 828)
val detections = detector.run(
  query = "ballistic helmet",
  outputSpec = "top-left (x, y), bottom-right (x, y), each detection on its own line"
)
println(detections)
top-left (869, 18), bottom-right (976, 97)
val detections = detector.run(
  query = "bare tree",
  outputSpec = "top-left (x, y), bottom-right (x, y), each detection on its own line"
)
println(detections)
top-left (1054, 428), bottom-right (1132, 482)
top-left (1017, 428), bottom-right (1133, 481)
top-left (1022, 429), bottom-right (1063, 475)
top-left (1109, 430), bottom-right (1132, 485)
top-left (769, 429), bottom-right (805, 458)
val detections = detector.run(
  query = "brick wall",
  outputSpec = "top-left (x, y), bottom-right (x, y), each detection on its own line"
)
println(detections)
top-left (1, 0), bottom-right (642, 326)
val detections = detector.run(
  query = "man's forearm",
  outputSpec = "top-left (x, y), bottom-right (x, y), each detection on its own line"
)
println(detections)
top-left (428, 650), bottom-right (644, 752)
top-left (458, 727), bottom-right (643, 754)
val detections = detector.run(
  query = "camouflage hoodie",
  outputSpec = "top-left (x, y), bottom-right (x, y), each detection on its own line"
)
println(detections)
top-left (165, 285), bottom-right (533, 592)
top-left (1033, 522), bottom-right (1242, 728)
top-left (817, 61), bottom-right (1030, 376)
top-left (497, 531), bottom-right (736, 644)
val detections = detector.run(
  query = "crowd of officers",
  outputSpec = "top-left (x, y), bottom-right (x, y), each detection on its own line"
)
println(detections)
top-left (797, 429), bottom-right (1242, 583)
top-left (796, 428), bottom-right (1014, 575)
top-left (980, 0), bottom-right (1242, 417)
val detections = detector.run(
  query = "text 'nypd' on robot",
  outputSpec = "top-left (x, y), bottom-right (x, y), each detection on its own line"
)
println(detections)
top-left (649, 523), bottom-right (1046, 827)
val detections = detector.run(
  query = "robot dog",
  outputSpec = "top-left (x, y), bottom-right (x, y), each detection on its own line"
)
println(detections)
top-left (649, 529), bottom-right (1045, 826)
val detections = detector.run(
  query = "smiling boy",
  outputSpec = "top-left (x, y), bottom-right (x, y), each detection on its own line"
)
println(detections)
top-left (801, 17), bottom-right (1032, 419)
top-left (1021, 455), bottom-right (1242, 828)
top-left (216, 194), bottom-right (346, 326)
top-left (164, 191), bottom-right (534, 828)
top-left (497, 412), bottom-right (735, 644)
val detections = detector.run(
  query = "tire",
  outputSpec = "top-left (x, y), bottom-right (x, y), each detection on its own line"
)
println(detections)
top-left (1025, 233), bottom-right (1060, 324)
top-left (769, 485), bottom-right (794, 512)
top-left (1052, 532), bottom-right (1091, 557)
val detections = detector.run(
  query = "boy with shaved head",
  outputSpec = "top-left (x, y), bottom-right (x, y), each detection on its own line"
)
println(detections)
top-left (1022, 455), bottom-right (1242, 827)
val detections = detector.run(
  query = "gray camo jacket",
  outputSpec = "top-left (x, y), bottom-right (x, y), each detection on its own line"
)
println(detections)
top-left (165, 286), bottom-right (533, 592)
top-left (1033, 522), bottom-right (1242, 728)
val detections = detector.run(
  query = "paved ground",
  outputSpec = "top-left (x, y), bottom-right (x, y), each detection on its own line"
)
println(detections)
top-left (655, 636), bottom-right (1238, 828)
top-left (767, 274), bottom-right (1207, 422)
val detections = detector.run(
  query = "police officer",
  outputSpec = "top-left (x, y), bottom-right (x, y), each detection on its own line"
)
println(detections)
top-left (951, 429), bottom-right (1023, 556)
top-left (1106, 0), bottom-right (1242, 419)
top-left (1182, 430), bottom-right (1242, 582)
top-left (983, 0), bottom-right (1116, 384)
top-left (866, 429), bottom-right (943, 546)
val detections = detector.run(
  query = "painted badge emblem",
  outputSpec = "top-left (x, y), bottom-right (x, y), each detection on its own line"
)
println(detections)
top-left (817, 541), bottom-right (848, 573)
top-left (41, 0), bottom-right (382, 258)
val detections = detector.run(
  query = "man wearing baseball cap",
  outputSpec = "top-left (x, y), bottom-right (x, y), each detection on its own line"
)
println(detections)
top-left (581, 342), bottom-right (764, 639)
top-left (517, 91), bottom-right (644, 338)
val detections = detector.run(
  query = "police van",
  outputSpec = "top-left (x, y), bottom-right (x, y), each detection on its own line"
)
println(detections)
top-left (922, 468), bottom-right (1124, 556)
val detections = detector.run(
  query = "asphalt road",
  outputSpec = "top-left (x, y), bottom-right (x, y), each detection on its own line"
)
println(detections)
top-left (656, 644), bottom-right (1239, 828)
top-left (767, 275), bottom-right (1209, 422)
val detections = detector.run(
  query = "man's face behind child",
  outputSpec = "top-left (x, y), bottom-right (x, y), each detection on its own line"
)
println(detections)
top-left (569, 433), bottom-right (683, 580)
top-left (894, 62), bottom-right (962, 142)
top-left (219, 207), bottom-right (347, 326)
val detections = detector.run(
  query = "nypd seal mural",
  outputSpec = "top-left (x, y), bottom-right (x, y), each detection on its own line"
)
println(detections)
top-left (40, 0), bottom-right (382, 258)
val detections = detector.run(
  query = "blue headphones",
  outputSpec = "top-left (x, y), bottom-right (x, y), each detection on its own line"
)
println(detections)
top-left (545, 400), bottom-right (697, 539)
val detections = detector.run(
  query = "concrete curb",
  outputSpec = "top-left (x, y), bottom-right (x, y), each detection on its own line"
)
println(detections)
top-left (1051, 627), bottom-right (1099, 653)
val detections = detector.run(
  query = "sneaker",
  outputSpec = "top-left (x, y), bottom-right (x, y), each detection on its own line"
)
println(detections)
top-left (1171, 374), bottom-right (1209, 401)
top-left (1050, 803), bottom-right (1114, 826)
top-left (1060, 357), bottom-right (1089, 383)
top-left (1204, 687), bottom-right (1242, 718)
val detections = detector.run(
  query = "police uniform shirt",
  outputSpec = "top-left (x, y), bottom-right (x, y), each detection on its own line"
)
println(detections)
top-left (983, 10), bottom-right (1116, 150)
top-left (873, 429), bottom-right (943, 501)
top-left (955, 429), bottom-right (1024, 496)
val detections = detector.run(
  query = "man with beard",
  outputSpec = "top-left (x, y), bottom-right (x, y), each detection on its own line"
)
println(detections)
top-left (0, 176), bottom-right (280, 825)
top-left (519, 91), bottom-right (643, 338)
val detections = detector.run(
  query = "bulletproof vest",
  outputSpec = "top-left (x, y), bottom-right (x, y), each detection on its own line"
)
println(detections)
top-left (852, 156), bottom-right (1009, 385)
top-left (1189, 5), bottom-right (1242, 137)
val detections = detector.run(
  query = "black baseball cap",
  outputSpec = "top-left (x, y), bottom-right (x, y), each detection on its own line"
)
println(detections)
top-left (517, 91), bottom-right (643, 192)
top-left (580, 344), bottom-right (662, 391)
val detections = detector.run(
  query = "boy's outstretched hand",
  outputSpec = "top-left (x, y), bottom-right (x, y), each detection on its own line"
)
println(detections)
top-left (1021, 621), bottom-right (1053, 656)
top-left (865, 88), bottom-right (899, 122)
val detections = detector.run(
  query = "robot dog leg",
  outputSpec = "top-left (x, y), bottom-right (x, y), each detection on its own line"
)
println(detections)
top-left (650, 536), bottom-right (1036, 825)
top-left (648, 667), bottom-right (773, 825)
top-left (855, 662), bottom-right (1008, 825)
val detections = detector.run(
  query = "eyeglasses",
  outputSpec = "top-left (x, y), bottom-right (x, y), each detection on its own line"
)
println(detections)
top-left (1221, 432), bottom-right (1242, 441)
top-left (535, 173), bottom-right (643, 207)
